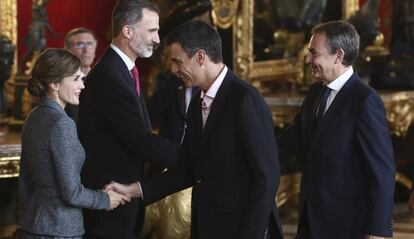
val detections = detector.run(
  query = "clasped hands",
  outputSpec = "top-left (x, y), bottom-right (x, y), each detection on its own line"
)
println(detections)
top-left (104, 181), bottom-right (142, 210)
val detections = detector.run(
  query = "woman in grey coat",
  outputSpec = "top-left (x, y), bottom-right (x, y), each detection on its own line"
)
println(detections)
top-left (17, 48), bottom-right (129, 238)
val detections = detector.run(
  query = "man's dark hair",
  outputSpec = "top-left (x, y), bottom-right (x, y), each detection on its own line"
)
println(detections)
top-left (311, 20), bottom-right (360, 66)
top-left (165, 20), bottom-right (223, 63)
top-left (112, 0), bottom-right (159, 38)
top-left (64, 27), bottom-right (96, 48)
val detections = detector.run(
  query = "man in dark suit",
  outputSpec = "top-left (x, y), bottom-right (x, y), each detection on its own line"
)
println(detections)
top-left (107, 20), bottom-right (283, 239)
top-left (78, 1), bottom-right (178, 238)
top-left (147, 71), bottom-right (197, 144)
top-left (64, 27), bottom-right (97, 124)
top-left (278, 21), bottom-right (395, 239)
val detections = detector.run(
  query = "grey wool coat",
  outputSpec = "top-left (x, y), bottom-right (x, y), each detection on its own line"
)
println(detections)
top-left (18, 97), bottom-right (109, 237)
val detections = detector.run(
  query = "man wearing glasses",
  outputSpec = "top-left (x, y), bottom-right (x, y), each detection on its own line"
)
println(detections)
top-left (64, 27), bottom-right (97, 75)
top-left (64, 27), bottom-right (97, 123)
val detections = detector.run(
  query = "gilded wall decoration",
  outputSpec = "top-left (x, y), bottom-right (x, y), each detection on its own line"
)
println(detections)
top-left (0, 0), bottom-right (18, 105)
top-left (211, 0), bottom-right (240, 29)
top-left (233, 0), bottom-right (359, 90)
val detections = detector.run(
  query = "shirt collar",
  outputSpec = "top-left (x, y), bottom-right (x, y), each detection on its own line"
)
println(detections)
top-left (110, 43), bottom-right (135, 71)
top-left (327, 66), bottom-right (353, 91)
top-left (200, 65), bottom-right (228, 99)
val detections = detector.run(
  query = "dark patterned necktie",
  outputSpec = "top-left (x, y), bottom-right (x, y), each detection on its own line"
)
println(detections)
top-left (316, 86), bottom-right (331, 121)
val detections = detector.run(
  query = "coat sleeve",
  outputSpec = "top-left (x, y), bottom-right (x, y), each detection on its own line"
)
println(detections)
top-left (146, 72), bottom-right (175, 129)
top-left (140, 159), bottom-right (192, 205)
top-left (49, 117), bottom-right (110, 210)
top-left (277, 110), bottom-right (304, 162)
top-left (356, 93), bottom-right (395, 237)
top-left (95, 72), bottom-right (179, 168)
top-left (18, 146), bottom-right (33, 207)
top-left (140, 102), bottom-right (196, 204)
top-left (237, 92), bottom-right (281, 239)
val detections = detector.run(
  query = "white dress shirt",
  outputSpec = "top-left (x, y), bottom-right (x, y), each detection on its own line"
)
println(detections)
top-left (110, 44), bottom-right (135, 73)
top-left (200, 65), bottom-right (228, 127)
top-left (324, 66), bottom-right (354, 114)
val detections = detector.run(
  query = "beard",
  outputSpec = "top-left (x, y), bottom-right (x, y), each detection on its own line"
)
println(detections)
top-left (138, 47), bottom-right (153, 58)
top-left (135, 42), bottom-right (159, 58)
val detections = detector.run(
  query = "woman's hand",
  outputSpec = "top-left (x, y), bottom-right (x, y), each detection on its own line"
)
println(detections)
top-left (106, 190), bottom-right (130, 210)
top-left (104, 181), bottom-right (141, 198)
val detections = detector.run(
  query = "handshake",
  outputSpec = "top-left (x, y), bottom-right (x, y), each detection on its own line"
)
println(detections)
top-left (103, 181), bottom-right (142, 210)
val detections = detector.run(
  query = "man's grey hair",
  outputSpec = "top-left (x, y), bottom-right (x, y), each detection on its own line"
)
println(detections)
top-left (311, 20), bottom-right (360, 66)
top-left (64, 27), bottom-right (96, 48)
top-left (112, 0), bottom-right (158, 38)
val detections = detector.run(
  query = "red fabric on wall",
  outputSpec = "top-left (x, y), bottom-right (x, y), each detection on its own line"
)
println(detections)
top-left (17, 0), bottom-right (117, 66)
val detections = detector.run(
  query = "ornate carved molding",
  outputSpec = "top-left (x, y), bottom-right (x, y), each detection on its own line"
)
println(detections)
top-left (382, 91), bottom-right (414, 137)
top-left (0, 0), bottom-right (17, 106)
top-left (232, 0), bottom-right (252, 80)
top-left (0, 144), bottom-right (21, 179)
top-left (233, 0), bottom-right (360, 86)
top-left (211, 0), bottom-right (240, 29)
top-left (343, 0), bottom-right (359, 19)
top-left (0, 0), bottom-right (17, 48)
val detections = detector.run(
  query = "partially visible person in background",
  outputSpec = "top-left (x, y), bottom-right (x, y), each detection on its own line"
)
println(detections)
top-left (64, 27), bottom-right (97, 75)
top-left (64, 27), bottom-right (97, 123)
top-left (391, 0), bottom-right (414, 57)
top-left (147, 50), bottom-right (198, 145)
top-left (17, 48), bottom-right (128, 239)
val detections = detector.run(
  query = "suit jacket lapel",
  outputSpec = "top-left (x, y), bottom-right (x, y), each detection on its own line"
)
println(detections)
top-left (177, 85), bottom-right (186, 117)
top-left (139, 95), bottom-right (152, 131)
top-left (186, 92), bottom-right (203, 146)
top-left (312, 73), bottom-right (359, 141)
top-left (302, 82), bottom-right (324, 146)
top-left (107, 48), bottom-right (137, 96)
top-left (107, 48), bottom-right (151, 131)
top-left (202, 71), bottom-right (232, 142)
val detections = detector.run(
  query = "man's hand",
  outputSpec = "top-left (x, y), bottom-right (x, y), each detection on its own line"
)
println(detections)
top-left (408, 191), bottom-right (414, 216)
top-left (106, 190), bottom-right (130, 210)
top-left (104, 181), bottom-right (142, 198)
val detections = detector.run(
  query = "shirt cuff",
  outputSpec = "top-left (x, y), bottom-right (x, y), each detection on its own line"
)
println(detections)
top-left (137, 181), bottom-right (144, 200)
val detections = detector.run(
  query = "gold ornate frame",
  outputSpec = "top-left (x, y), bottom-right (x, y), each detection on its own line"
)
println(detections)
top-left (0, 0), bottom-right (17, 51)
top-left (232, 0), bottom-right (359, 82)
top-left (0, 0), bottom-right (18, 105)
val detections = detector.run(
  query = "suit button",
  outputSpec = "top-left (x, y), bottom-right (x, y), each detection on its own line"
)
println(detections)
top-left (196, 179), bottom-right (202, 184)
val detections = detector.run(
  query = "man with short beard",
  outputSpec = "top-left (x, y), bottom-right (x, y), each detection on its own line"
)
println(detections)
top-left (78, 1), bottom-right (178, 238)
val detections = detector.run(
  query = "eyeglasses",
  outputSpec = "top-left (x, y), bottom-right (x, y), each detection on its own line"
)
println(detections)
top-left (71, 41), bottom-right (97, 49)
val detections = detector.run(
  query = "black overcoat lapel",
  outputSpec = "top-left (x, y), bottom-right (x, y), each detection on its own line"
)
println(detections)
top-left (202, 72), bottom-right (233, 143)
top-left (311, 74), bottom-right (358, 142)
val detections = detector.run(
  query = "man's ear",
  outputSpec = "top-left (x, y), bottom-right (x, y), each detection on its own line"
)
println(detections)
top-left (122, 25), bottom-right (133, 40)
top-left (195, 49), bottom-right (206, 66)
top-left (335, 48), bottom-right (345, 64)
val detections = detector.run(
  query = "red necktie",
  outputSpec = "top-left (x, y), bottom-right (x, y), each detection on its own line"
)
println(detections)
top-left (131, 66), bottom-right (140, 96)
